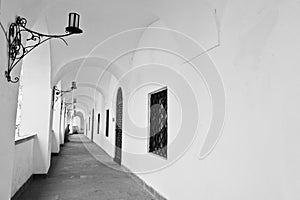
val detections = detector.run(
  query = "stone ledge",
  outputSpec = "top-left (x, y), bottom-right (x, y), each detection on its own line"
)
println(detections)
top-left (15, 134), bottom-right (36, 145)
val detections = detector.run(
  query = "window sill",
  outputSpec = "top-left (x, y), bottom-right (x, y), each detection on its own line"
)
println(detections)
top-left (15, 134), bottom-right (37, 145)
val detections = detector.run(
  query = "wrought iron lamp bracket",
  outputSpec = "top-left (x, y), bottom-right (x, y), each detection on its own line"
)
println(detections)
top-left (54, 86), bottom-right (74, 102)
top-left (1, 15), bottom-right (81, 83)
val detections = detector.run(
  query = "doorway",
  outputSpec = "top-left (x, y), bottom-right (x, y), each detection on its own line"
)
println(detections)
top-left (105, 109), bottom-right (109, 137)
top-left (114, 87), bottom-right (123, 165)
top-left (97, 113), bottom-right (100, 134)
top-left (91, 109), bottom-right (94, 141)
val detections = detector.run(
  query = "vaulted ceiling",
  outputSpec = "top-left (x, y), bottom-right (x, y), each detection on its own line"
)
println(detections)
top-left (8, 0), bottom-right (222, 114)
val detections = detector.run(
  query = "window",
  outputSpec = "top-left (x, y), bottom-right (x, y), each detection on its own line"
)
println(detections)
top-left (97, 113), bottom-right (100, 134)
top-left (148, 87), bottom-right (168, 159)
top-left (105, 109), bottom-right (109, 137)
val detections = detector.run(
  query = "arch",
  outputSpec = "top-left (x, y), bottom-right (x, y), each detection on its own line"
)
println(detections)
top-left (66, 94), bottom-right (95, 107)
top-left (114, 87), bottom-right (123, 165)
top-left (74, 111), bottom-right (84, 132)
top-left (75, 108), bottom-right (86, 118)
top-left (72, 101), bottom-right (90, 113)
top-left (52, 57), bottom-right (124, 86)
top-left (77, 82), bottom-right (105, 98)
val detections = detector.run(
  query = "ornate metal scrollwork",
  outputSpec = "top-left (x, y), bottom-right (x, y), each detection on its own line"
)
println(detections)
top-left (53, 86), bottom-right (71, 102)
top-left (3, 16), bottom-right (74, 83)
top-left (53, 82), bottom-right (77, 103)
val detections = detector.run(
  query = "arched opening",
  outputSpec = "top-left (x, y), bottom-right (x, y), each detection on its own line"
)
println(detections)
top-left (73, 110), bottom-right (85, 134)
top-left (73, 116), bottom-right (81, 133)
top-left (91, 108), bottom-right (95, 141)
top-left (114, 87), bottom-right (123, 165)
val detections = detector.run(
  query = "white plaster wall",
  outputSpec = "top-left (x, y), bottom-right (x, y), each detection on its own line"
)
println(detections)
top-left (94, 1), bottom-right (300, 200)
top-left (1, 0), bottom-right (299, 199)
top-left (11, 138), bottom-right (34, 197)
top-left (60, 100), bottom-right (66, 145)
top-left (19, 18), bottom-right (52, 174)
top-left (92, 93), bottom-right (106, 145)
top-left (51, 82), bottom-right (62, 153)
top-left (119, 21), bottom-right (210, 199)
top-left (0, 0), bottom-right (24, 198)
top-left (86, 111), bottom-right (92, 139)
top-left (92, 76), bottom-right (118, 158)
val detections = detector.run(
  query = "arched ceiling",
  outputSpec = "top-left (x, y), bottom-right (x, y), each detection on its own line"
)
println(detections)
top-left (76, 83), bottom-right (104, 97)
top-left (66, 94), bottom-right (95, 107)
top-left (52, 57), bottom-right (120, 86)
top-left (54, 57), bottom-right (122, 105)
top-left (19, 0), bottom-right (176, 108)
top-left (73, 101), bottom-right (90, 113)
top-left (75, 108), bottom-right (85, 118)
top-left (76, 106), bottom-right (87, 115)
top-left (15, 0), bottom-right (220, 118)
top-left (42, 0), bottom-right (159, 91)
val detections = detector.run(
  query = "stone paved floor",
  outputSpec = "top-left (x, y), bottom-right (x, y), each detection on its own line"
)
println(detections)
top-left (17, 134), bottom-right (154, 200)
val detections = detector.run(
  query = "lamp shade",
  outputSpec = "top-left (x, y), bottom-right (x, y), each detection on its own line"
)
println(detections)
top-left (66, 12), bottom-right (82, 34)
top-left (71, 81), bottom-right (77, 90)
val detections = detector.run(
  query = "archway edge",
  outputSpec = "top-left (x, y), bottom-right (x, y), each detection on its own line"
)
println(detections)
top-left (52, 56), bottom-right (122, 87)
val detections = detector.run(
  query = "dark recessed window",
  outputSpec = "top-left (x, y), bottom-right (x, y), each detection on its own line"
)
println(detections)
top-left (105, 109), bottom-right (109, 137)
top-left (97, 113), bottom-right (100, 134)
top-left (148, 87), bottom-right (168, 159)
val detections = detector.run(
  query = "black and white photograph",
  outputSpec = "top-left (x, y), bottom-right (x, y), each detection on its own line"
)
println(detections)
top-left (0, 0), bottom-right (299, 199)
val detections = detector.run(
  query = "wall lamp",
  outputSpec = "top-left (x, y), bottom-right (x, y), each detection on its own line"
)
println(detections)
top-left (0, 13), bottom-right (83, 83)
top-left (54, 81), bottom-right (77, 102)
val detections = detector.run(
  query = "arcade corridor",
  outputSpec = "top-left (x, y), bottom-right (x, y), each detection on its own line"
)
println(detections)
top-left (15, 134), bottom-right (153, 200)
top-left (1, 0), bottom-right (300, 199)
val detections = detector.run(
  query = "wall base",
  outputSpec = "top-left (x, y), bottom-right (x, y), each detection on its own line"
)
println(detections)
top-left (11, 174), bottom-right (47, 200)
top-left (51, 152), bottom-right (59, 156)
top-left (121, 165), bottom-right (167, 200)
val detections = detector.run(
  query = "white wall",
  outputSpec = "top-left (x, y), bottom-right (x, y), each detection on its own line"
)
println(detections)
top-left (92, 76), bottom-right (118, 158)
top-left (11, 137), bottom-right (35, 197)
top-left (119, 21), bottom-right (209, 199)
top-left (93, 1), bottom-right (300, 200)
top-left (19, 17), bottom-right (52, 174)
top-left (0, 0), bottom-right (24, 198)
top-left (52, 81), bottom-right (62, 153)
top-left (86, 111), bottom-right (92, 139)
top-left (60, 99), bottom-right (66, 145)
top-left (1, 0), bottom-right (300, 200)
